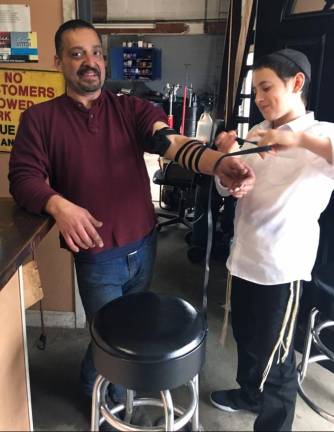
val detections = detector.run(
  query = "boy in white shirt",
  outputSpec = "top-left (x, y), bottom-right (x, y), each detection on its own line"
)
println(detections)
top-left (210, 48), bottom-right (334, 431)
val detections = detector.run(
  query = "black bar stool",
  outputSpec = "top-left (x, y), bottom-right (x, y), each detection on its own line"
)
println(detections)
top-left (90, 291), bottom-right (207, 431)
top-left (297, 263), bottom-right (334, 423)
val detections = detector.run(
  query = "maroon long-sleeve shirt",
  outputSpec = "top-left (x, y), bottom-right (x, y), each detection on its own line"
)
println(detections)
top-left (9, 90), bottom-right (168, 253)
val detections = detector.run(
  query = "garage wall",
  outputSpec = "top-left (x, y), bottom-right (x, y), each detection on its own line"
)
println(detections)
top-left (99, 0), bottom-right (229, 21)
top-left (108, 33), bottom-right (225, 94)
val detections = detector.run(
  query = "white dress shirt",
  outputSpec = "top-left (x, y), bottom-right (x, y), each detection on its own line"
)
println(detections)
top-left (215, 112), bottom-right (334, 284)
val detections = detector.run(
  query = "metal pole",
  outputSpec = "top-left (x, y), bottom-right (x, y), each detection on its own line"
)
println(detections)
top-left (76, 0), bottom-right (92, 22)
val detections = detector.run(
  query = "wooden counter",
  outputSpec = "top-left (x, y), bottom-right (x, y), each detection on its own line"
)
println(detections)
top-left (0, 198), bottom-right (53, 431)
top-left (0, 198), bottom-right (53, 290)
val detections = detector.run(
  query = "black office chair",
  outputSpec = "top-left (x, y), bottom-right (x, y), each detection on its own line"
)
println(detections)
top-left (153, 161), bottom-right (195, 231)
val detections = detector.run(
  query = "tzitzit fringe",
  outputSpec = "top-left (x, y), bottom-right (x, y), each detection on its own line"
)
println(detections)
top-left (220, 271), bottom-right (232, 345)
top-left (259, 280), bottom-right (301, 392)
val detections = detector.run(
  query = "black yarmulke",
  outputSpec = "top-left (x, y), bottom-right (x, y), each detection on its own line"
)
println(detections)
top-left (273, 48), bottom-right (311, 80)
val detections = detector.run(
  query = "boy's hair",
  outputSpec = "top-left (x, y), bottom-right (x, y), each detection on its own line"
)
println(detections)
top-left (55, 19), bottom-right (102, 57)
top-left (253, 48), bottom-right (311, 105)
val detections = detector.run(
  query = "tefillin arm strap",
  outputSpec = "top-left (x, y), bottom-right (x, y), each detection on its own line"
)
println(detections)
top-left (174, 139), bottom-right (208, 172)
top-left (148, 127), bottom-right (208, 172)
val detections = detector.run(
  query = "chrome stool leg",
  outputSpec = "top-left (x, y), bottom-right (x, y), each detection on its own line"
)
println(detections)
top-left (191, 375), bottom-right (200, 431)
top-left (299, 308), bottom-right (319, 381)
top-left (161, 389), bottom-right (174, 431)
top-left (124, 389), bottom-right (135, 423)
top-left (91, 375), bottom-right (105, 432)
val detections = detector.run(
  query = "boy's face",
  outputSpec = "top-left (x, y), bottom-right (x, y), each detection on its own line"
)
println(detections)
top-left (252, 67), bottom-right (301, 126)
top-left (55, 27), bottom-right (105, 98)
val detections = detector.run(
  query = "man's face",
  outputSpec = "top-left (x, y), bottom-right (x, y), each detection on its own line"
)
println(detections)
top-left (55, 27), bottom-right (105, 97)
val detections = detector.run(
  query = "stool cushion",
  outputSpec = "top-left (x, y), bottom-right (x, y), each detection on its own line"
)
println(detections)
top-left (92, 291), bottom-right (205, 360)
top-left (90, 292), bottom-right (207, 391)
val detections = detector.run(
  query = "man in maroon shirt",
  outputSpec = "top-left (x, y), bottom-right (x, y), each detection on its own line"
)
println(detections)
top-left (8, 19), bottom-right (255, 409)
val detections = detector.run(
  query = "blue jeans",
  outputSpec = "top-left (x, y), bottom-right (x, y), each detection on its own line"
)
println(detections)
top-left (74, 229), bottom-right (157, 399)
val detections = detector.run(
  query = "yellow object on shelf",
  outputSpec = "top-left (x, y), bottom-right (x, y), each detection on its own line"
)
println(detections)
top-left (23, 260), bottom-right (43, 309)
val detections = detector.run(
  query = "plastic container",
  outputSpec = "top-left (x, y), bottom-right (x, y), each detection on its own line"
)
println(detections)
top-left (195, 111), bottom-right (213, 143)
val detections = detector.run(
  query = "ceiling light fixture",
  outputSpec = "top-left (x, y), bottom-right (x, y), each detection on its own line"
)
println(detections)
top-left (94, 22), bottom-right (156, 30)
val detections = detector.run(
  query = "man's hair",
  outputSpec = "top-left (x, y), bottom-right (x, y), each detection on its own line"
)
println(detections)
top-left (253, 51), bottom-right (311, 106)
top-left (55, 19), bottom-right (102, 57)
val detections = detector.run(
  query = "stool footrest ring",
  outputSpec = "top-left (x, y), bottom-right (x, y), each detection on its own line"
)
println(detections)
top-left (93, 376), bottom-right (202, 431)
top-left (313, 320), bottom-right (334, 361)
top-left (297, 356), bottom-right (334, 423)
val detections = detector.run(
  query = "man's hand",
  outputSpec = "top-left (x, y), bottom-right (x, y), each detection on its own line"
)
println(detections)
top-left (215, 156), bottom-right (255, 198)
top-left (45, 195), bottom-right (104, 253)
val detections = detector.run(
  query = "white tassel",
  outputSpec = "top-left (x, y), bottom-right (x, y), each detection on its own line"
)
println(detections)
top-left (282, 281), bottom-right (301, 362)
top-left (220, 271), bottom-right (232, 346)
top-left (259, 282), bottom-right (295, 392)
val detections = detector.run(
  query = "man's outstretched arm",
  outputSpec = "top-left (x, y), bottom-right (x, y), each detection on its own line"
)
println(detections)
top-left (152, 121), bottom-right (256, 198)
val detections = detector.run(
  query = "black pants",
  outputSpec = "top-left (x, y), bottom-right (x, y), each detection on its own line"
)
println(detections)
top-left (231, 276), bottom-right (301, 431)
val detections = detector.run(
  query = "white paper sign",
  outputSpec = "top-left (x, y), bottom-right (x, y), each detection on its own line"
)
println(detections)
top-left (0, 4), bottom-right (31, 32)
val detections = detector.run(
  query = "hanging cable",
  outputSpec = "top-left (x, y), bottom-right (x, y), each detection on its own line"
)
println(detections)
top-left (198, 0), bottom-right (260, 334)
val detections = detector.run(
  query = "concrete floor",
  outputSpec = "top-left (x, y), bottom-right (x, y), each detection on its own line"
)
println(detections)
top-left (26, 226), bottom-right (334, 431)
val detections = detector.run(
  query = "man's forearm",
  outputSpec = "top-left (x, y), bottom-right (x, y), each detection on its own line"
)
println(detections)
top-left (152, 121), bottom-right (222, 175)
top-left (163, 134), bottom-right (222, 175)
top-left (44, 194), bottom-right (65, 217)
top-left (9, 174), bottom-right (58, 215)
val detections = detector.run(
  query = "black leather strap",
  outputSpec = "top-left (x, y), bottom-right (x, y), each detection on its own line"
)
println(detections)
top-left (212, 144), bottom-right (273, 173)
top-left (181, 143), bottom-right (201, 168)
top-left (186, 145), bottom-right (202, 171)
top-left (193, 146), bottom-right (208, 172)
top-left (174, 140), bottom-right (199, 164)
top-left (147, 127), bottom-right (179, 155)
top-left (201, 142), bottom-right (273, 325)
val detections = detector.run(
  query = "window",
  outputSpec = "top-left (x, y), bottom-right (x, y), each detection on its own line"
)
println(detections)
top-left (288, 0), bottom-right (334, 16)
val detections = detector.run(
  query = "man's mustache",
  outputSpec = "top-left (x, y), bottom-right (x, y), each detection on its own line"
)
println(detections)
top-left (77, 66), bottom-right (100, 77)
